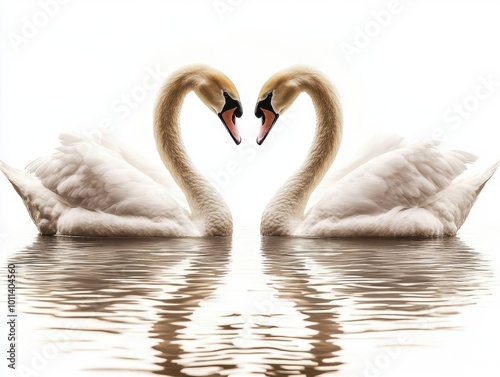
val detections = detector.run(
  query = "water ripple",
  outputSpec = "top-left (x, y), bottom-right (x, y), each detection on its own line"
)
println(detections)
top-left (3, 232), bottom-right (495, 376)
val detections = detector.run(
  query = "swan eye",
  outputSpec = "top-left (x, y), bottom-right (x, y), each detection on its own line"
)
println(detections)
top-left (267, 92), bottom-right (273, 98)
top-left (223, 91), bottom-right (229, 97)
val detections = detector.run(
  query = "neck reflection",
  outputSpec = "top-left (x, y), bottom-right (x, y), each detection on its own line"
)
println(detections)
top-left (9, 234), bottom-right (491, 377)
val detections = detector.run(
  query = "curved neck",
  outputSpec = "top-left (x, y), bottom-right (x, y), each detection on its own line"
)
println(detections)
top-left (154, 70), bottom-right (232, 236)
top-left (262, 74), bottom-right (343, 234)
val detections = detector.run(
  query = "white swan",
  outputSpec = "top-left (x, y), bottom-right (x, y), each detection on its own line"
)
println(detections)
top-left (0, 65), bottom-right (242, 237)
top-left (254, 66), bottom-right (498, 237)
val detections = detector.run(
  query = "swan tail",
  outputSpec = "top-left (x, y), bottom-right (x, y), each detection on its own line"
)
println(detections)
top-left (427, 161), bottom-right (499, 235)
top-left (449, 149), bottom-right (478, 165)
top-left (468, 160), bottom-right (500, 194)
top-left (0, 160), bottom-right (34, 197)
top-left (0, 160), bottom-right (62, 235)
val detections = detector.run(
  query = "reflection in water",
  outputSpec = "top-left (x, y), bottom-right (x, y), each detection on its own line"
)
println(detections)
top-left (262, 237), bottom-right (491, 331)
top-left (5, 232), bottom-right (493, 376)
top-left (259, 237), bottom-right (491, 376)
top-left (11, 236), bottom-right (231, 376)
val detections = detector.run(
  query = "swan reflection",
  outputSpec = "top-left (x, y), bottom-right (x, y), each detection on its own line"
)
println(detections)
top-left (154, 237), bottom-right (321, 376)
top-left (11, 236), bottom-right (231, 375)
top-left (261, 237), bottom-right (490, 332)
top-left (7, 234), bottom-right (491, 376)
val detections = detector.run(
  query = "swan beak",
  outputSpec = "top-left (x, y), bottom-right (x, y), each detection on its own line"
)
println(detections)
top-left (255, 97), bottom-right (279, 145)
top-left (218, 96), bottom-right (243, 145)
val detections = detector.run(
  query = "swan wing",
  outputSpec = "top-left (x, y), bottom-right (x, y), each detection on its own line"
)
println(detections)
top-left (27, 133), bottom-right (191, 221)
top-left (307, 134), bottom-right (406, 212)
top-left (300, 140), bottom-right (481, 236)
top-left (75, 133), bottom-right (190, 210)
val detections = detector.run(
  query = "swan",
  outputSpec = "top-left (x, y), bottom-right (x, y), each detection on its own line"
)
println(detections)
top-left (254, 66), bottom-right (498, 237)
top-left (0, 65), bottom-right (243, 237)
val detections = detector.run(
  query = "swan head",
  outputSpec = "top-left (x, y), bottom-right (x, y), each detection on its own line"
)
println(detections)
top-left (255, 69), bottom-right (301, 145)
top-left (193, 67), bottom-right (243, 145)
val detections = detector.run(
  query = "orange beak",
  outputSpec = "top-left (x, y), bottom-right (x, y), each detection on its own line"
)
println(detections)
top-left (220, 107), bottom-right (242, 145)
top-left (257, 108), bottom-right (278, 145)
top-left (255, 93), bottom-right (279, 145)
top-left (218, 94), bottom-right (243, 145)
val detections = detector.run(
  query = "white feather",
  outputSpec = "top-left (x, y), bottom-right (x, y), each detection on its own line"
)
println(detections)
top-left (1, 133), bottom-right (199, 237)
top-left (297, 140), bottom-right (496, 237)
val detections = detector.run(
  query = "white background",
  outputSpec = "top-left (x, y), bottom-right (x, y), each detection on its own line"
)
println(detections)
top-left (1, 0), bottom-right (500, 235)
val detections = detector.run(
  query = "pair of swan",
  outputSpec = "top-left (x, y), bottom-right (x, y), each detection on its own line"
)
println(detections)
top-left (1, 65), bottom-right (497, 237)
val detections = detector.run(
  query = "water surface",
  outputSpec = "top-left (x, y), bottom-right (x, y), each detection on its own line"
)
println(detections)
top-left (1, 229), bottom-right (499, 376)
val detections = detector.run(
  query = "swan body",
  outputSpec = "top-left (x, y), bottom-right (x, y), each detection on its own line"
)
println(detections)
top-left (254, 67), bottom-right (498, 237)
top-left (0, 65), bottom-right (243, 237)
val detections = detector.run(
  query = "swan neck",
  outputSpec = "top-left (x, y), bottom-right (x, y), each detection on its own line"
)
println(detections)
top-left (154, 72), bottom-right (232, 235)
top-left (263, 75), bottom-right (342, 234)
